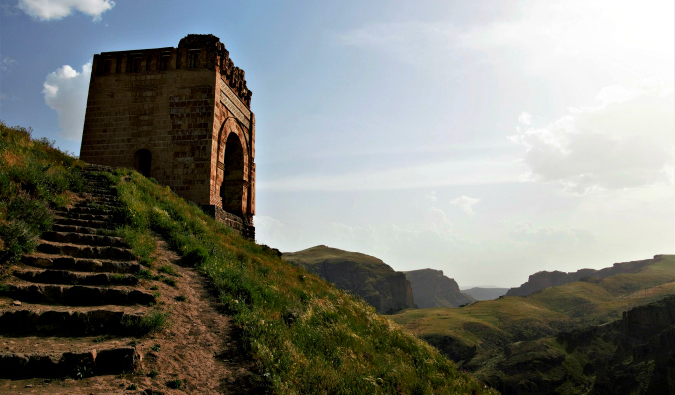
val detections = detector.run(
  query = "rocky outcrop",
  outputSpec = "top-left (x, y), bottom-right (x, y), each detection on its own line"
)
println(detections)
top-left (404, 269), bottom-right (474, 308)
top-left (282, 246), bottom-right (414, 314)
top-left (506, 257), bottom-right (657, 297)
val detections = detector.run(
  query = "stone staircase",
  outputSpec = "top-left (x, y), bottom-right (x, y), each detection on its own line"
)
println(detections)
top-left (0, 165), bottom-right (156, 379)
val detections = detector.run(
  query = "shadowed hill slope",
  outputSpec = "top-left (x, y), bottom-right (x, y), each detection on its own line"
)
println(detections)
top-left (506, 258), bottom-right (653, 297)
top-left (0, 122), bottom-right (495, 394)
top-left (404, 269), bottom-right (475, 308)
top-left (469, 296), bottom-right (675, 394)
top-left (283, 245), bottom-right (415, 314)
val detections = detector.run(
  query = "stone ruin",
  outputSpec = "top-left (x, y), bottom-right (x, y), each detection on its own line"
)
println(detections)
top-left (80, 34), bottom-right (256, 238)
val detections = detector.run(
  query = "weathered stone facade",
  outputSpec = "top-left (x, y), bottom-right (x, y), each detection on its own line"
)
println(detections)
top-left (80, 34), bottom-right (255, 238)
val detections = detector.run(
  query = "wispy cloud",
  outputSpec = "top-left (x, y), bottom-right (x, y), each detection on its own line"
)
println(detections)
top-left (258, 158), bottom-right (524, 191)
top-left (0, 57), bottom-right (16, 72)
top-left (450, 196), bottom-right (480, 215)
top-left (336, 1), bottom-right (674, 81)
top-left (511, 80), bottom-right (674, 194)
top-left (18, 0), bottom-right (115, 21)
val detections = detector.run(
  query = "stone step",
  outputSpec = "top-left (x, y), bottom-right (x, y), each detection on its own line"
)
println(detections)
top-left (52, 211), bottom-right (113, 222)
top-left (54, 216), bottom-right (108, 228)
top-left (51, 224), bottom-right (108, 236)
top-left (36, 241), bottom-right (134, 261)
top-left (0, 284), bottom-right (156, 306)
top-left (42, 231), bottom-right (128, 248)
top-left (0, 346), bottom-right (140, 379)
top-left (57, 206), bottom-right (115, 216)
top-left (86, 188), bottom-right (116, 196)
top-left (83, 165), bottom-right (115, 173)
top-left (13, 268), bottom-right (138, 287)
top-left (72, 201), bottom-right (120, 210)
top-left (22, 254), bottom-right (141, 274)
top-left (0, 306), bottom-right (145, 336)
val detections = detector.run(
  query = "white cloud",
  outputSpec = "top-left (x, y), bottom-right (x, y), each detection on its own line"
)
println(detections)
top-left (511, 81), bottom-right (674, 194)
top-left (18, 0), bottom-right (114, 21)
top-left (43, 62), bottom-right (91, 141)
top-left (510, 221), bottom-right (596, 248)
top-left (518, 112), bottom-right (531, 126)
top-left (450, 196), bottom-right (480, 215)
top-left (1, 57), bottom-right (16, 72)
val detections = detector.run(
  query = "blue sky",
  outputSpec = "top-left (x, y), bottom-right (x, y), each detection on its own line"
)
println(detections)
top-left (1, 0), bottom-right (673, 287)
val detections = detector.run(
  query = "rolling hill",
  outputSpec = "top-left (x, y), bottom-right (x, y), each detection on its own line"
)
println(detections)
top-left (391, 255), bottom-right (675, 393)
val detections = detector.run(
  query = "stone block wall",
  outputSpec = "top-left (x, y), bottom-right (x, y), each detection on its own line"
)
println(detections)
top-left (80, 34), bottom-right (256, 237)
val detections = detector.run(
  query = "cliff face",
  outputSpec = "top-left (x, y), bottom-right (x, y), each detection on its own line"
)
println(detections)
top-left (404, 269), bottom-right (475, 308)
top-left (506, 256), bottom-right (656, 297)
top-left (282, 245), bottom-right (414, 314)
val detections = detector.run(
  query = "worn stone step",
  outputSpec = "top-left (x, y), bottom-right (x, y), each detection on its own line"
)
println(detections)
top-left (0, 346), bottom-right (140, 379)
top-left (52, 211), bottom-right (113, 222)
top-left (37, 241), bottom-right (134, 261)
top-left (54, 216), bottom-right (108, 228)
top-left (13, 268), bottom-right (138, 287)
top-left (0, 284), bottom-right (156, 306)
top-left (86, 188), bottom-right (116, 196)
top-left (42, 231), bottom-right (128, 248)
top-left (57, 206), bottom-right (115, 216)
top-left (0, 306), bottom-right (146, 336)
top-left (22, 254), bottom-right (141, 274)
top-left (51, 224), bottom-right (109, 236)
top-left (73, 200), bottom-right (119, 210)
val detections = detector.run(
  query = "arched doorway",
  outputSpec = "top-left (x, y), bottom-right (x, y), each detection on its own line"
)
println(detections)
top-left (134, 149), bottom-right (152, 177)
top-left (220, 133), bottom-right (246, 217)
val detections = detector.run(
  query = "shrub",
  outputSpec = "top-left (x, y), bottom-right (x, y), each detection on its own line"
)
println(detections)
top-left (181, 247), bottom-right (209, 267)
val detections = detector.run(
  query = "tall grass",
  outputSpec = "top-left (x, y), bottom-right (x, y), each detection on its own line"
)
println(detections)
top-left (0, 121), bottom-right (83, 263)
top-left (105, 168), bottom-right (497, 394)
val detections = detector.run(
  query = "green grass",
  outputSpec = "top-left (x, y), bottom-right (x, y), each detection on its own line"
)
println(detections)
top-left (124, 310), bottom-right (169, 335)
top-left (158, 264), bottom-right (180, 277)
top-left (102, 168), bottom-right (495, 394)
top-left (0, 121), bottom-right (84, 263)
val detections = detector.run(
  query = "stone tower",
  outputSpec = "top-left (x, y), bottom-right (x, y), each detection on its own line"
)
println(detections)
top-left (80, 34), bottom-right (255, 238)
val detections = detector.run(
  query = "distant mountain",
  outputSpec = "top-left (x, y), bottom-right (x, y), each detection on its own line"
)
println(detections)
top-left (461, 287), bottom-right (509, 301)
top-left (505, 258), bottom-right (654, 297)
top-left (282, 245), bottom-right (414, 314)
top-left (404, 269), bottom-right (475, 308)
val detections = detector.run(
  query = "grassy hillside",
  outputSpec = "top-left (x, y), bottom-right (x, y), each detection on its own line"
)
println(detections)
top-left (0, 122), bottom-right (496, 394)
top-left (0, 121), bottom-right (83, 266)
top-left (392, 255), bottom-right (675, 357)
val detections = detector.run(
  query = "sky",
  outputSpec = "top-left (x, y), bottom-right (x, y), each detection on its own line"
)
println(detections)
top-left (1, 0), bottom-right (673, 287)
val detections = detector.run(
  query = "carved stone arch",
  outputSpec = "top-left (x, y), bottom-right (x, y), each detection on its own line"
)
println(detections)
top-left (216, 117), bottom-right (250, 218)
top-left (216, 117), bottom-right (249, 172)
